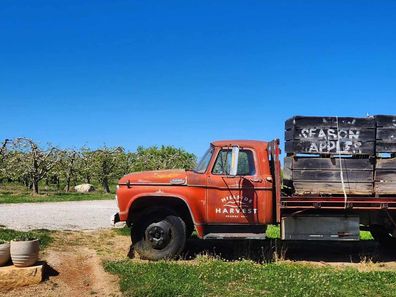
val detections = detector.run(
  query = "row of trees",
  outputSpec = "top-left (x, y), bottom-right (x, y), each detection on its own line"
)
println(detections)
top-left (0, 138), bottom-right (197, 194)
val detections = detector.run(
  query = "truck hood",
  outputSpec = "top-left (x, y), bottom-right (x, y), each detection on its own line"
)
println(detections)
top-left (119, 169), bottom-right (187, 185)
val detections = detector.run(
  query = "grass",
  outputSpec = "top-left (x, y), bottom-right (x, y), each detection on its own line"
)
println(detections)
top-left (266, 225), bottom-right (280, 239)
top-left (0, 192), bottom-right (114, 204)
top-left (110, 226), bottom-right (379, 296)
top-left (360, 230), bottom-right (374, 240)
top-left (0, 227), bottom-right (53, 249)
top-left (0, 182), bottom-right (116, 203)
top-left (114, 226), bottom-right (131, 237)
top-left (105, 258), bottom-right (396, 297)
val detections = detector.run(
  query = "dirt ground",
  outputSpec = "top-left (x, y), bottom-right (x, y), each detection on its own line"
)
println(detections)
top-left (0, 230), bottom-right (131, 297)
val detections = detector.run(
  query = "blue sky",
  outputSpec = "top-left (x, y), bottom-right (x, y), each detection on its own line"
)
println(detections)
top-left (1, 1), bottom-right (395, 157)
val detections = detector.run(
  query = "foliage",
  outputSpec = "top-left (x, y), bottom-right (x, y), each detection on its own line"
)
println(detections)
top-left (55, 149), bottom-right (80, 192)
top-left (90, 146), bottom-right (127, 193)
top-left (4, 138), bottom-right (61, 194)
top-left (105, 259), bottom-right (396, 297)
top-left (0, 139), bottom-right (12, 180)
top-left (0, 138), bottom-right (196, 195)
top-left (77, 147), bottom-right (95, 184)
top-left (131, 145), bottom-right (196, 172)
top-left (0, 228), bottom-right (52, 249)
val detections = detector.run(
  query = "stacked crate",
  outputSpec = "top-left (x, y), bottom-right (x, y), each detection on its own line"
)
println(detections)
top-left (284, 116), bottom-right (376, 196)
top-left (375, 115), bottom-right (396, 195)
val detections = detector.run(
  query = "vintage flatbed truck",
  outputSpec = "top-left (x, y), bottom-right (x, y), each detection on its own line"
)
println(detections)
top-left (113, 117), bottom-right (396, 260)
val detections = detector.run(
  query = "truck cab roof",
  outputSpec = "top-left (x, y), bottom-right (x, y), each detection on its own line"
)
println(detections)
top-left (211, 140), bottom-right (268, 149)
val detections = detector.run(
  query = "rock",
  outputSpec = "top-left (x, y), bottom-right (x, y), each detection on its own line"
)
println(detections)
top-left (74, 184), bottom-right (95, 193)
top-left (0, 264), bottom-right (43, 291)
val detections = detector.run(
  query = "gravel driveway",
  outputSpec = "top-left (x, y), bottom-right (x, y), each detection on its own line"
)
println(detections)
top-left (0, 200), bottom-right (120, 231)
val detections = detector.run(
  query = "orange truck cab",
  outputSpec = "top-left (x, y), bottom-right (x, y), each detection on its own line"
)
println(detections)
top-left (113, 139), bottom-right (395, 260)
top-left (113, 139), bottom-right (281, 260)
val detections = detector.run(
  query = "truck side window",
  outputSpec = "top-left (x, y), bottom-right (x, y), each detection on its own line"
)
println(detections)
top-left (212, 149), bottom-right (256, 176)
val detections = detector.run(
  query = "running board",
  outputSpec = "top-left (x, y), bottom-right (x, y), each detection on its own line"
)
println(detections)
top-left (203, 233), bottom-right (267, 240)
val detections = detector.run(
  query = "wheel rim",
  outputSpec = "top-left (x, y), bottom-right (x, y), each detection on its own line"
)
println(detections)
top-left (145, 221), bottom-right (172, 249)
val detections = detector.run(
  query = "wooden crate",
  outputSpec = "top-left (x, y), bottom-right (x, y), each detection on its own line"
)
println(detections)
top-left (375, 158), bottom-right (396, 195)
top-left (285, 116), bottom-right (376, 155)
top-left (375, 115), bottom-right (396, 153)
top-left (284, 156), bottom-right (374, 195)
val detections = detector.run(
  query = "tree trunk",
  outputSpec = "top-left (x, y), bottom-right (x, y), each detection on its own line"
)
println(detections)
top-left (66, 176), bottom-right (71, 192)
top-left (32, 180), bottom-right (39, 195)
top-left (102, 178), bottom-right (110, 193)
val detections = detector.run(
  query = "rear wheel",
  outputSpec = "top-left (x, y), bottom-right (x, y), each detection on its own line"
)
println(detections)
top-left (370, 225), bottom-right (396, 248)
top-left (131, 208), bottom-right (186, 260)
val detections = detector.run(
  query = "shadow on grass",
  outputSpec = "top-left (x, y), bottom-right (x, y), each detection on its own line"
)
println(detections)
top-left (117, 226), bottom-right (396, 263)
top-left (182, 236), bottom-right (396, 264)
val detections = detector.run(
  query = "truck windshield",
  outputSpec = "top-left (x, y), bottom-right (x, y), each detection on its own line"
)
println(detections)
top-left (193, 147), bottom-right (213, 173)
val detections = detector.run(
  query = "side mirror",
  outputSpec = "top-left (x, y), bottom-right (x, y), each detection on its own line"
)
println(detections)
top-left (229, 146), bottom-right (239, 176)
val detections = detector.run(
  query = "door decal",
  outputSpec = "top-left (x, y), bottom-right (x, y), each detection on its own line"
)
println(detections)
top-left (215, 195), bottom-right (258, 219)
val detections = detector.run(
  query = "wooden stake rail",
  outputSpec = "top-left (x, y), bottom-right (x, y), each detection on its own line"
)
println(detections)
top-left (281, 196), bottom-right (396, 210)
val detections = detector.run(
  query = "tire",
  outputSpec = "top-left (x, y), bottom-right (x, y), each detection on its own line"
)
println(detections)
top-left (370, 225), bottom-right (396, 248)
top-left (131, 208), bottom-right (186, 260)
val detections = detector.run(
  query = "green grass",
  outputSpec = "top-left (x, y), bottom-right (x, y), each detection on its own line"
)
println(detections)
top-left (105, 258), bottom-right (396, 297)
top-left (0, 192), bottom-right (114, 204)
top-left (266, 225), bottom-right (280, 239)
top-left (360, 230), bottom-right (374, 240)
top-left (115, 226), bottom-right (131, 237)
top-left (0, 228), bottom-right (53, 249)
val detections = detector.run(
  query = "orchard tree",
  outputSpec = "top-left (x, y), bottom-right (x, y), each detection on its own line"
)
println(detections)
top-left (130, 145), bottom-right (196, 172)
top-left (0, 139), bottom-right (12, 183)
top-left (11, 138), bottom-right (61, 194)
top-left (58, 149), bottom-right (80, 192)
top-left (77, 147), bottom-right (95, 184)
top-left (0, 139), bottom-right (11, 162)
top-left (91, 146), bottom-right (125, 193)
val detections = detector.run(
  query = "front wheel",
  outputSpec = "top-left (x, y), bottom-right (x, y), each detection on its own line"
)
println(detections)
top-left (132, 209), bottom-right (186, 260)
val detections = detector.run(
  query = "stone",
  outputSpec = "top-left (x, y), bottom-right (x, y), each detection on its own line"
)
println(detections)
top-left (0, 264), bottom-right (43, 291)
top-left (74, 184), bottom-right (95, 193)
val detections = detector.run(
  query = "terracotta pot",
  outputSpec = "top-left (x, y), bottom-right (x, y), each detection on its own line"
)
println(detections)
top-left (0, 242), bottom-right (11, 266)
top-left (10, 239), bottom-right (39, 267)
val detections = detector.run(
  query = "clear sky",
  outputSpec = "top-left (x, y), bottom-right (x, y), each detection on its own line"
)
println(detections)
top-left (1, 1), bottom-right (395, 157)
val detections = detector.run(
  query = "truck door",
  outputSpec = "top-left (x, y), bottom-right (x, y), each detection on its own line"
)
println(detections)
top-left (206, 147), bottom-right (271, 224)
